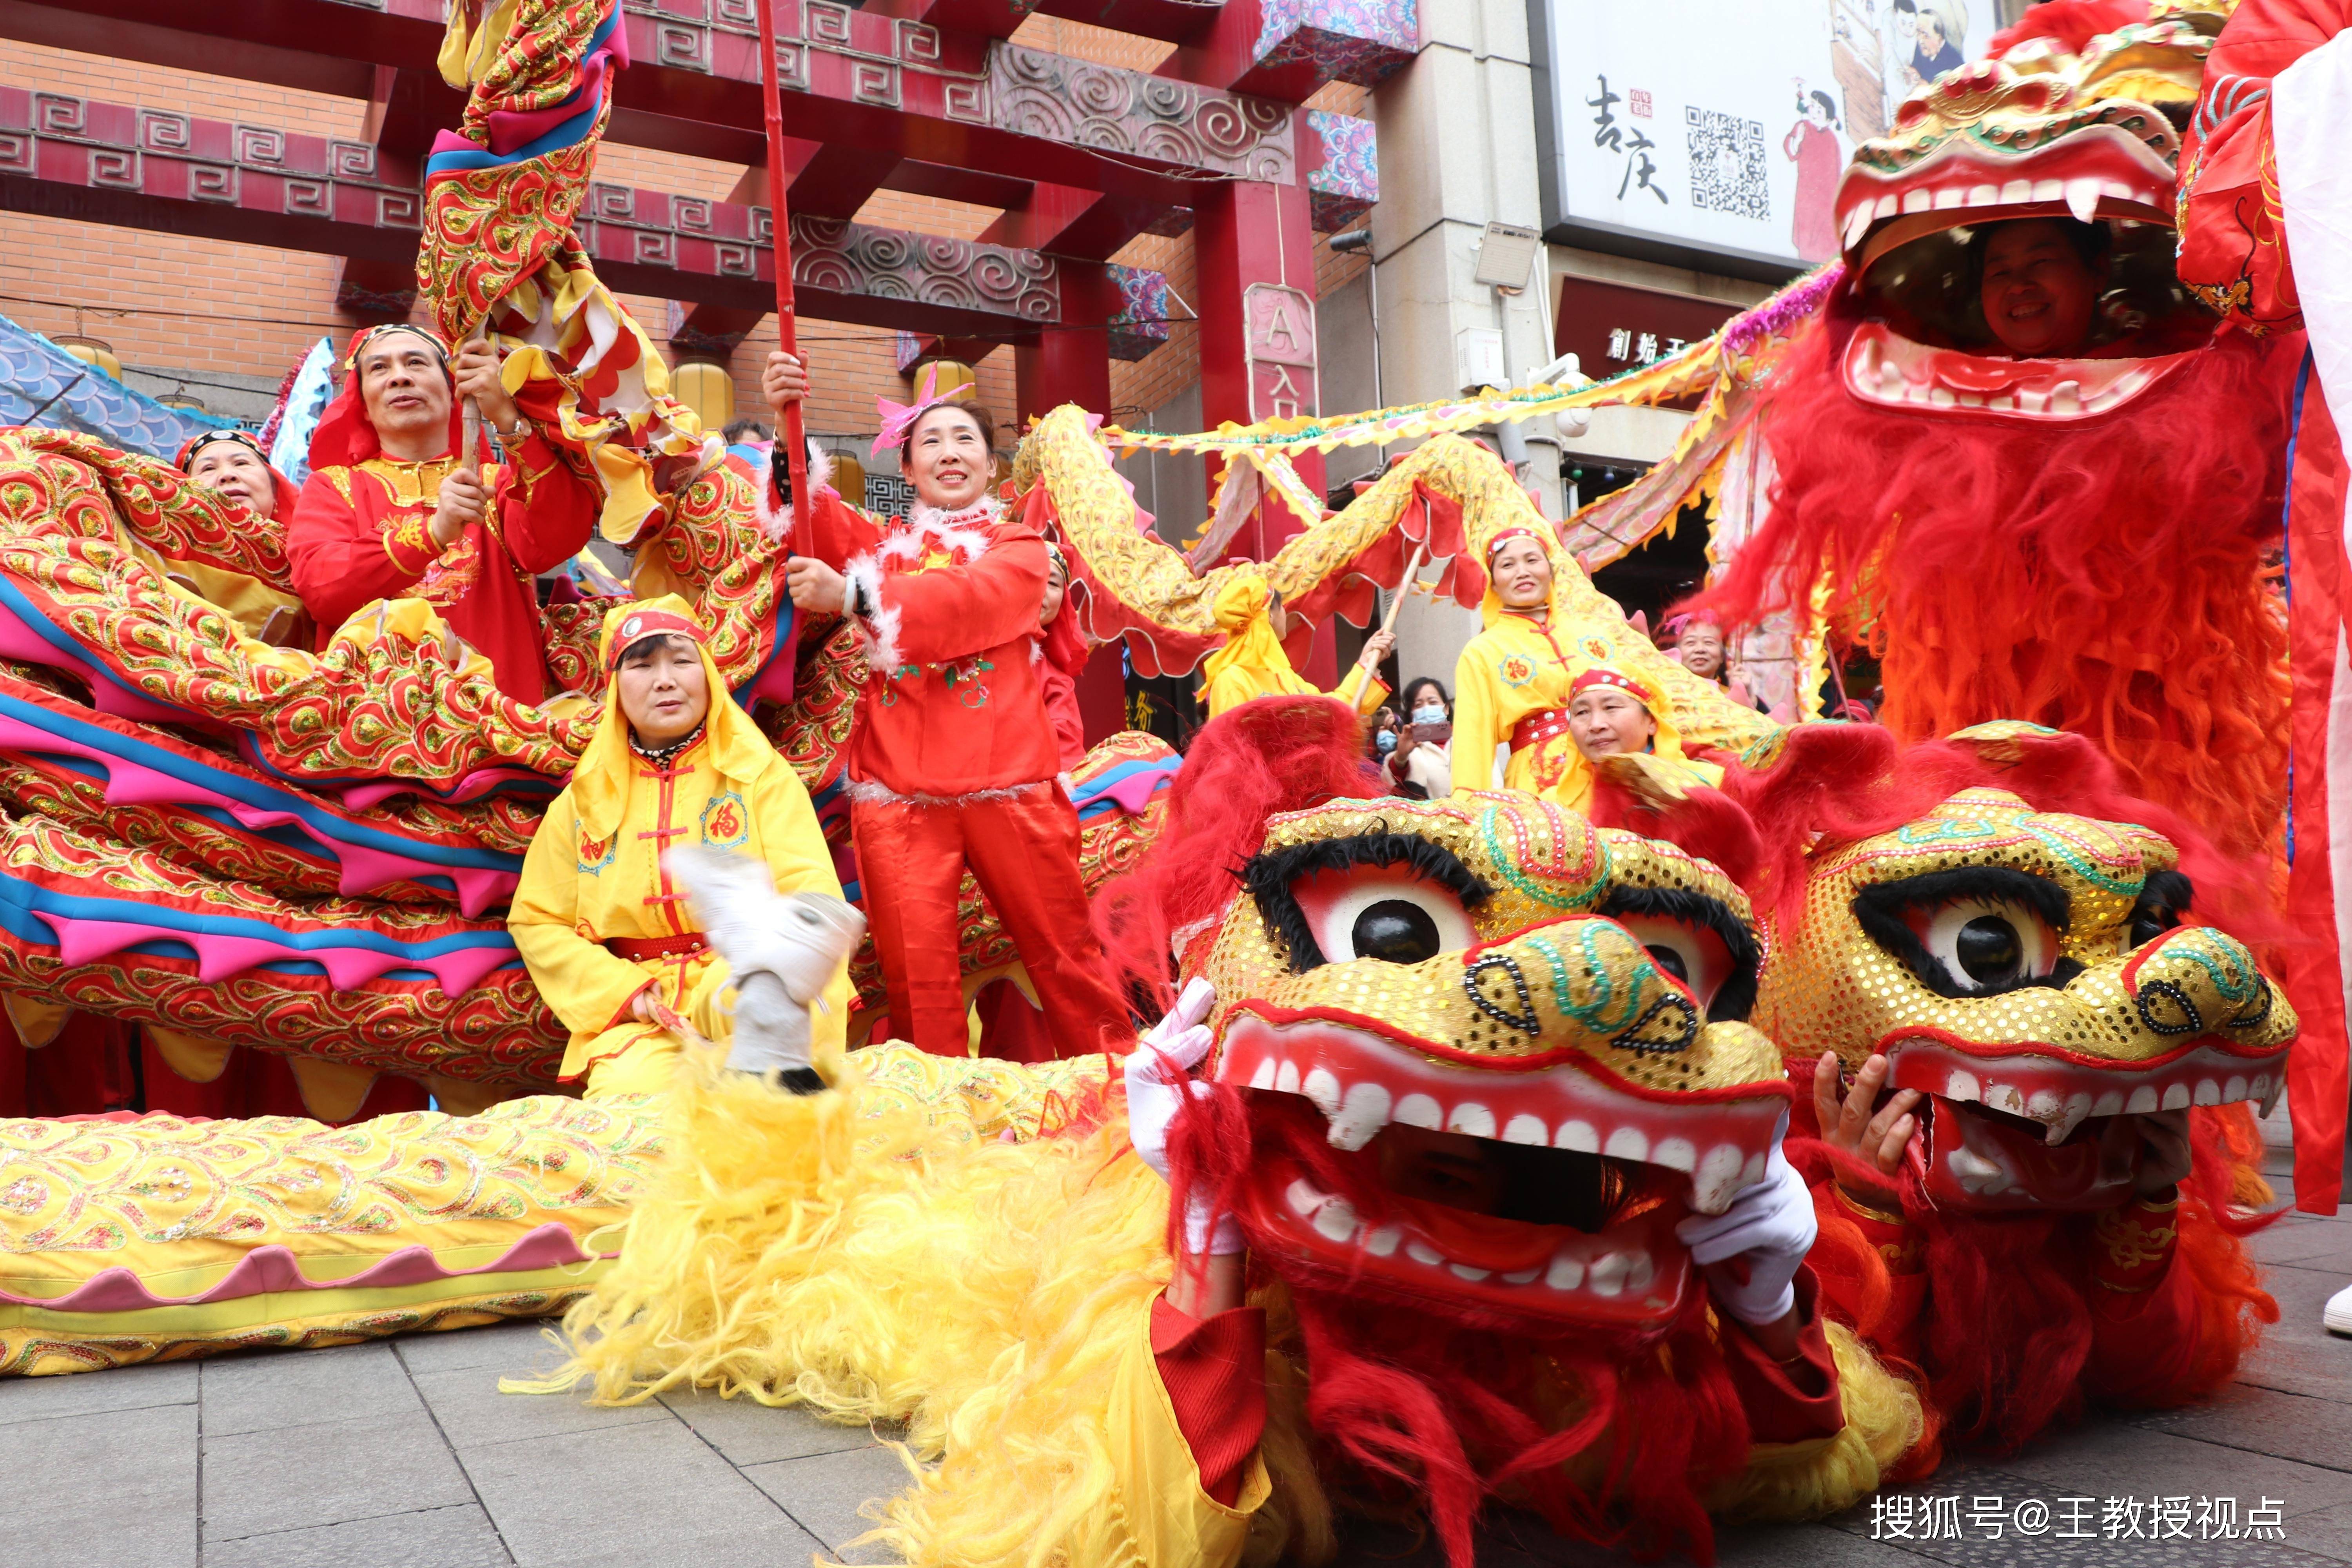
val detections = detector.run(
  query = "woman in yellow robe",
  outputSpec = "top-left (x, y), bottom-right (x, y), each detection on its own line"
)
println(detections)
top-left (1199, 570), bottom-right (1394, 719)
top-left (1452, 527), bottom-right (1721, 815)
top-left (509, 595), bottom-right (851, 1100)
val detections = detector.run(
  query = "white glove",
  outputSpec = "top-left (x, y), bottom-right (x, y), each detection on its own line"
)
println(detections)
top-left (1122, 978), bottom-right (1241, 1255)
top-left (1674, 1115), bottom-right (1816, 1327)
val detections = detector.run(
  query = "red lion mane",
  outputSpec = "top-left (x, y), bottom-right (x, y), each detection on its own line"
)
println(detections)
top-left (1704, 308), bottom-right (2297, 857)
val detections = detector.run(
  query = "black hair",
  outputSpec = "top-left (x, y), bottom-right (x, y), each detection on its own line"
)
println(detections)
top-left (722, 419), bottom-right (770, 443)
top-left (1892, 0), bottom-right (1916, 13)
top-left (1400, 677), bottom-right (1452, 716)
top-left (1808, 90), bottom-right (1840, 124)
top-left (617, 632), bottom-right (700, 669)
top-left (1965, 215), bottom-right (2113, 293)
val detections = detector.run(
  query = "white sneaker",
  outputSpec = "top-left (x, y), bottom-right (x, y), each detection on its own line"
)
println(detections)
top-left (2325, 1281), bottom-right (2352, 1337)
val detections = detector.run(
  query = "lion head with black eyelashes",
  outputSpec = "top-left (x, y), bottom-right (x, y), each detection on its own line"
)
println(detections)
top-left (1174, 789), bottom-right (1791, 1331)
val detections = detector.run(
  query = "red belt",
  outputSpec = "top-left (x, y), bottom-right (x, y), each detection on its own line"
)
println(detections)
top-left (1510, 708), bottom-right (1572, 753)
top-left (608, 933), bottom-right (708, 962)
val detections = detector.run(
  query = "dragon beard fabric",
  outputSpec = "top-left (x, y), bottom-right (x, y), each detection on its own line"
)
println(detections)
top-left (1708, 319), bottom-right (2297, 860)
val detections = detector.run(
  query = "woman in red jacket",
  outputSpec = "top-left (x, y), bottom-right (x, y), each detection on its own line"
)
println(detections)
top-left (762, 353), bottom-right (1127, 1058)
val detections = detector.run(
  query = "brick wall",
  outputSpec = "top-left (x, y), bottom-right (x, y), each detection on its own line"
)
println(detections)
top-left (0, 28), bottom-right (1385, 448)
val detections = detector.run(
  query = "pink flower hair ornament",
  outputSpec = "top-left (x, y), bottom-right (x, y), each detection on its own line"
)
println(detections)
top-left (872, 363), bottom-right (978, 459)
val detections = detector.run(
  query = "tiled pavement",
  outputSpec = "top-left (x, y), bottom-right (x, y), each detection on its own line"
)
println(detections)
top-left (8, 1142), bottom-right (2352, 1566)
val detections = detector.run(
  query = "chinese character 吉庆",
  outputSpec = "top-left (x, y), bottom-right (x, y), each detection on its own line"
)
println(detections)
top-left (1590, 75), bottom-right (1668, 205)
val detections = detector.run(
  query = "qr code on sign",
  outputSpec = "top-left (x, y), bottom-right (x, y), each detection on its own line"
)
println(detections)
top-left (1685, 106), bottom-right (1768, 220)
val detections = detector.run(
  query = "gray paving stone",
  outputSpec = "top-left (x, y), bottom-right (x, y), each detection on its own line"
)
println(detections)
top-left (0, 1403), bottom-right (198, 1568)
top-left (201, 1406), bottom-right (478, 1542)
top-left (2251, 1218), bottom-right (2345, 1266)
top-left (394, 1319), bottom-right (569, 1378)
top-left (2241, 1265), bottom-right (2352, 1403)
top-left (2137, 1383), bottom-right (2352, 1477)
top-left (1830, 1466), bottom-right (2341, 1568)
top-left (1895, 1428), bottom-right (2352, 1529)
top-left (458, 1406), bottom-right (814, 1568)
top-left (657, 1383), bottom-right (887, 1465)
top-left (200, 1340), bottom-right (421, 1438)
top-left (740, 1441), bottom-right (915, 1557)
top-left (410, 1362), bottom-right (670, 1450)
top-left (0, 1358), bottom-right (195, 1428)
top-left (207, 1503), bottom-right (512, 1568)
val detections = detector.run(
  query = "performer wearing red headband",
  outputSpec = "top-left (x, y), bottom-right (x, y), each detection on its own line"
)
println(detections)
top-left (509, 596), bottom-right (850, 1098)
top-left (286, 324), bottom-right (597, 701)
top-left (763, 352), bottom-right (1127, 1058)
top-left (1454, 527), bottom-right (1722, 816)
top-left (175, 430), bottom-right (300, 524)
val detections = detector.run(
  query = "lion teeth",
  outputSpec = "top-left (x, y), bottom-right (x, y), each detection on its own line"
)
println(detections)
top-left (1557, 1119), bottom-right (1600, 1153)
top-left (2126, 1085), bottom-right (2160, 1114)
top-left (1446, 1102), bottom-right (1496, 1138)
top-left (1364, 1224), bottom-right (1401, 1256)
top-left (1945, 1069), bottom-right (1982, 1102)
top-left (1302, 1067), bottom-right (1343, 1116)
top-left (1546, 1252), bottom-right (1586, 1290)
top-left (1603, 1127), bottom-right (1650, 1162)
top-left (1405, 1240), bottom-right (1444, 1265)
top-left (1311, 1195), bottom-right (1359, 1243)
top-left (1502, 1114), bottom-right (1550, 1145)
top-left (1325, 1081), bottom-right (1392, 1152)
top-left (2256, 1074), bottom-right (2281, 1118)
top-left (2064, 176), bottom-right (2103, 223)
top-left (1395, 1093), bottom-right (1444, 1130)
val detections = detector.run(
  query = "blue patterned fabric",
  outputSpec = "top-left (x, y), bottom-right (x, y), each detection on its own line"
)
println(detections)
top-left (0, 312), bottom-right (234, 458)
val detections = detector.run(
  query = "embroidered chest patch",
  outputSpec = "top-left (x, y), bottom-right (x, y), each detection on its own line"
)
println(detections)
top-left (578, 829), bottom-right (618, 875)
top-left (701, 791), bottom-right (750, 848)
top-left (1499, 654), bottom-right (1536, 688)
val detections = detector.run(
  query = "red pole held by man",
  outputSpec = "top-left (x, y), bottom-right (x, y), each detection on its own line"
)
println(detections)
top-left (754, 0), bottom-right (810, 558)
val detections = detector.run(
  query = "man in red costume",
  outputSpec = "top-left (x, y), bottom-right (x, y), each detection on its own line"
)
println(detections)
top-left (2177, 0), bottom-right (2352, 1289)
top-left (764, 354), bottom-right (1127, 1058)
top-left (287, 323), bottom-right (598, 702)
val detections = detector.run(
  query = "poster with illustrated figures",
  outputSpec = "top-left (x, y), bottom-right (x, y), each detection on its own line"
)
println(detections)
top-left (1538, 0), bottom-right (2002, 269)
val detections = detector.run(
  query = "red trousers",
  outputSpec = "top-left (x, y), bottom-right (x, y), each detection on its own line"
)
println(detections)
top-left (851, 786), bottom-right (1128, 1058)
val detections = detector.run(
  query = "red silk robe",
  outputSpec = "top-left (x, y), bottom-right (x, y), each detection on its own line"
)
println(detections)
top-left (802, 489), bottom-right (1126, 1057)
top-left (287, 439), bottom-right (595, 701)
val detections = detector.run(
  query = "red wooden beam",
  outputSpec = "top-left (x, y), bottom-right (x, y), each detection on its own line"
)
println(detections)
top-left (0, 88), bottom-right (1073, 340)
top-left (14, 0), bottom-right (1300, 210)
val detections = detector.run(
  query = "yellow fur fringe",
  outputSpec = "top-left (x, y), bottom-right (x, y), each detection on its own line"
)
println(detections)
top-left (521, 1049), bottom-right (1915, 1563)
top-left (520, 1048), bottom-right (1275, 1565)
top-left (1710, 1322), bottom-right (1924, 1521)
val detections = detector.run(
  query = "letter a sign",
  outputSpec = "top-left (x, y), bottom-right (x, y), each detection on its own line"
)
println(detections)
top-left (1243, 283), bottom-right (1318, 424)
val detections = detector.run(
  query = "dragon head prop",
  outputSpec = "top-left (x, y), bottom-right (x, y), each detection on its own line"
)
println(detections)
top-left (1170, 788), bottom-right (1789, 1335)
top-left (1743, 724), bottom-right (2294, 1212)
top-left (1833, 0), bottom-right (2223, 423)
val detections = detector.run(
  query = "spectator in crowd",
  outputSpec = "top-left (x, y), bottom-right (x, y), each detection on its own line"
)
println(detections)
top-left (1383, 675), bottom-right (1454, 797)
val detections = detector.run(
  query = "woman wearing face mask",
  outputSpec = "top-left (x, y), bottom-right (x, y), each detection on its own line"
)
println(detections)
top-left (763, 352), bottom-right (1127, 1059)
top-left (508, 597), bottom-right (851, 1100)
top-left (1198, 571), bottom-right (1394, 719)
top-left (1452, 528), bottom-right (1720, 815)
top-left (1382, 676), bottom-right (1455, 797)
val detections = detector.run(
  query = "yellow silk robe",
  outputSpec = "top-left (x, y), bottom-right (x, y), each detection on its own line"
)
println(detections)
top-left (510, 598), bottom-right (851, 1099)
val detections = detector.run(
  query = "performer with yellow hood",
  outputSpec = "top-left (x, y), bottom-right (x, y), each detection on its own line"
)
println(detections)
top-left (1199, 570), bottom-right (1394, 719)
top-left (1452, 527), bottom-right (1722, 815)
top-left (508, 597), bottom-right (851, 1099)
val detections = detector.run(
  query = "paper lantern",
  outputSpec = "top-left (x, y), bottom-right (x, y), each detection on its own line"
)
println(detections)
top-left (671, 359), bottom-right (734, 432)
